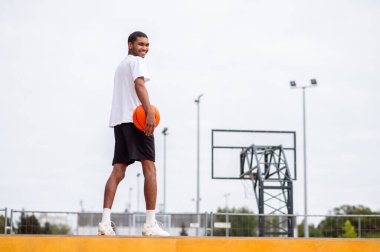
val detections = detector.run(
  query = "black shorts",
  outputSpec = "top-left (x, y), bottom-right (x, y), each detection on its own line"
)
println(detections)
top-left (112, 123), bottom-right (155, 166)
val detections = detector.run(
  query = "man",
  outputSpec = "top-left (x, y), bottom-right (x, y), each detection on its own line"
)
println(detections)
top-left (98, 31), bottom-right (169, 236)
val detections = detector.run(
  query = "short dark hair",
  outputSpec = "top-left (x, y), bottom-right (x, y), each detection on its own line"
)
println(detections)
top-left (128, 31), bottom-right (148, 43)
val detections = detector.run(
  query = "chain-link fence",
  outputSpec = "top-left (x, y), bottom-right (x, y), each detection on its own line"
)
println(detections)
top-left (297, 214), bottom-right (380, 238)
top-left (71, 212), bottom-right (207, 236)
top-left (5, 210), bottom-right (380, 238)
top-left (10, 210), bottom-right (78, 235)
top-left (77, 212), bottom-right (172, 235)
top-left (211, 212), bottom-right (259, 237)
top-left (7, 210), bottom-right (209, 236)
top-left (211, 213), bottom-right (380, 238)
top-left (166, 213), bottom-right (208, 236)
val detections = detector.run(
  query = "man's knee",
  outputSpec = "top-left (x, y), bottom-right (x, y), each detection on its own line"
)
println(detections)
top-left (142, 160), bottom-right (156, 178)
top-left (112, 163), bottom-right (127, 182)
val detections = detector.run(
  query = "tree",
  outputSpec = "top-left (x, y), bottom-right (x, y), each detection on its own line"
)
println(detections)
top-left (17, 212), bottom-right (41, 234)
top-left (333, 205), bottom-right (373, 215)
top-left (297, 220), bottom-right (321, 237)
top-left (0, 215), bottom-right (3, 233)
top-left (179, 222), bottom-right (188, 236)
top-left (41, 222), bottom-right (53, 234)
top-left (317, 205), bottom-right (380, 238)
top-left (16, 212), bottom-right (71, 235)
top-left (0, 215), bottom-right (11, 234)
top-left (213, 207), bottom-right (258, 237)
top-left (49, 224), bottom-right (71, 234)
top-left (340, 220), bottom-right (357, 238)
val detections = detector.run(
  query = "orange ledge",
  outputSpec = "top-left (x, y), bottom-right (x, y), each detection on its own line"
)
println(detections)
top-left (0, 235), bottom-right (379, 252)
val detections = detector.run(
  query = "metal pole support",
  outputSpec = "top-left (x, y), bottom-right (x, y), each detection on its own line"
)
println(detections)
top-left (10, 209), bottom-right (13, 234)
top-left (4, 208), bottom-right (7, 234)
top-left (210, 212), bottom-right (214, 237)
top-left (204, 212), bottom-right (208, 236)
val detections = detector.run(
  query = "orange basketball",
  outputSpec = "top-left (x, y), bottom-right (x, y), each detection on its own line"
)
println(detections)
top-left (133, 105), bottom-right (160, 131)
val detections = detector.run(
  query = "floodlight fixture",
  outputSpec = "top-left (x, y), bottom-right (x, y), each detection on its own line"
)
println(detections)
top-left (162, 127), bottom-right (168, 135)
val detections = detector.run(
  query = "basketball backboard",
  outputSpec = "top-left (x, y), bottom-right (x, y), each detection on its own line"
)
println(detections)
top-left (211, 129), bottom-right (297, 180)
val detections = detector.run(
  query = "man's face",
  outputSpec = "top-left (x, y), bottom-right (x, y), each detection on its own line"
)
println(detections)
top-left (128, 37), bottom-right (149, 58)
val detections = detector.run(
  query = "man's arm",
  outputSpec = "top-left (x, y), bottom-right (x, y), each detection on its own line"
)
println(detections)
top-left (135, 77), bottom-right (155, 136)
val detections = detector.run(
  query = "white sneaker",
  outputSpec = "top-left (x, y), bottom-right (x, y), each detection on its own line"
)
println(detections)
top-left (142, 221), bottom-right (170, 236)
top-left (98, 222), bottom-right (116, 236)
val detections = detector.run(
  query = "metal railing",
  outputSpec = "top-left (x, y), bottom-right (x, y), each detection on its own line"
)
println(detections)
top-left (4, 209), bottom-right (380, 238)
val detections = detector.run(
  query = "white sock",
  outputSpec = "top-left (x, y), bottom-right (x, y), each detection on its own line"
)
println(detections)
top-left (146, 210), bottom-right (156, 225)
top-left (101, 208), bottom-right (111, 223)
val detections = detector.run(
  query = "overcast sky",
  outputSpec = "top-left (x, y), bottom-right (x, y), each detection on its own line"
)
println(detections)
top-left (1, 0), bottom-right (379, 216)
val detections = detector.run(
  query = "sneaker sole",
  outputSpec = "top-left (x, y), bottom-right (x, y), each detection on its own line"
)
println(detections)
top-left (142, 232), bottom-right (169, 236)
top-left (98, 231), bottom-right (116, 236)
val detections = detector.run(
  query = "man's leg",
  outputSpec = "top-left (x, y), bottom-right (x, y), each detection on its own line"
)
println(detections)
top-left (103, 163), bottom-right (127, 208)
top-left (141, 160), bottom-right (169, 236)
top-left (98, 163), bottom-right (127, 235)
top-left (141, 160), bottom-right (157, 210)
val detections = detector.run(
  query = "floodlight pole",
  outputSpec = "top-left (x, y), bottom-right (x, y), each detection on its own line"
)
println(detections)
top-left (137, 173), bottom-right (141, 212)
top-left (302, 86), bottom-right (309, 238)
top-left (128, 187), bottom-right (133, 212)
top-left (223, 193), bottom-right (231, 209)
top-left (194, 94), bottom-right (203, 236)
top-left (162, 127), bottom-right (168, 213)
top-left (290, 79), bottom-right (317, 238)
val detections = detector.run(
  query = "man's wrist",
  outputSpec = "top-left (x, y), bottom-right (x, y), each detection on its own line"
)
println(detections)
top-left (146, 109), bottom-right (154, 115)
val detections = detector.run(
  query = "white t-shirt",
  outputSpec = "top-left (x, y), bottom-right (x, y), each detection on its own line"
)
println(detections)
top-left (109, 55), bottom-right (151, 127)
